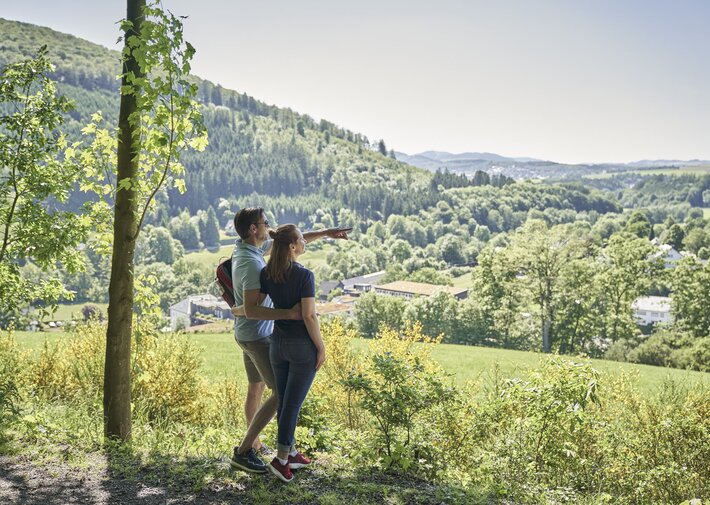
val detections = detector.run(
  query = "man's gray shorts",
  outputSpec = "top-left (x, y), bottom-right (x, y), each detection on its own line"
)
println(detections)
top-left (237, 337), bottom-right (275, 388)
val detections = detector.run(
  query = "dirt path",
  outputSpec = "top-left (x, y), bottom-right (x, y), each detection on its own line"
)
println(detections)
top-left (0, 454), bottom-right (467, 504)
top-left (0, 455), bottom-right (250, 504)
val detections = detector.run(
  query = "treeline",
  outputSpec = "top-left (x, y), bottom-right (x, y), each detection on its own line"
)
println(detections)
top-left (353, 216), bottom-right (710, 371)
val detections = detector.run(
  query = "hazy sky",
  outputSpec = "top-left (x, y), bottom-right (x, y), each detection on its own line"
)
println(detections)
top-left (4, 0), bottom-right (710, 163)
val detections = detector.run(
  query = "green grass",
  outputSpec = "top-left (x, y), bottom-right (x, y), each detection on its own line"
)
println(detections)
top-left (23, 302), bottom-right (108, 324)
top-left (184, 244), bottom-right (233, 267)
top-left (47, 302), bottom-right (108, 322)
top-left (703, 208), bottom-right (710, 218)
top-left (14, 330), bottom-right (703, 395)
top-left (450, 271), bottom-right (473, 289)
top-left (299, 246), bottom-right (331, 270)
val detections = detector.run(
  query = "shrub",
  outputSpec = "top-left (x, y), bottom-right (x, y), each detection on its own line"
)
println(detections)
top-left (29, 320), bottom-right (204, 423)
top-left (343, 323), bottom-right (455, 473)
top-left (309, 318), bottom-right (365, 430)
top-left (627, 331), bottom-right (674, 367)
top-left (670, 337), bottom-right (710, 372)
top-left (31, 321), bottom-right (105, 400)
top-left (599, 380), bottom-right (710, 503)
top-left (132, 332), bottom-right (204, 423)
top-left (485, 358), bottom-right (601, 497)
top-left (0, 331), bottom-right (25, 431)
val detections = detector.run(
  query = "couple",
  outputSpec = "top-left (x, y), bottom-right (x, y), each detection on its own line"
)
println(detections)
top-left (227, 207), bottom-right (349, 482)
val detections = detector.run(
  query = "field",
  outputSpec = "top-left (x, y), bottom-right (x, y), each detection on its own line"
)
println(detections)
top-left (12, 330), bottom-right (707, 395)
top-left (704, 207), bottom-right (710, 218)
top-left (30, 302), bottom-right (109, 322)
top-left (584, 164), bottom-right (710, 180)
top-left (450, 271), bottom-right (473, 289)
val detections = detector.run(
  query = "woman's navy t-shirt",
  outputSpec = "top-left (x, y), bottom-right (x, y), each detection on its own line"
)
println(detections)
top-left (259, 262), bottom-right (315, 339)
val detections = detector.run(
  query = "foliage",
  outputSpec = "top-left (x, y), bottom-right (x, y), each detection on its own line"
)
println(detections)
top-left (28, 320), bottom-right (204, 423)
top-left (0, 46), bottom-right (96, 322)
top-left (343, 324), bottom-right (453, 472)
top-left (354, 291), bottom-right (406, 338)
top-left (672, 256), bottom-right (710, 339)
top-left (0, 332), bottom-right (26, 432)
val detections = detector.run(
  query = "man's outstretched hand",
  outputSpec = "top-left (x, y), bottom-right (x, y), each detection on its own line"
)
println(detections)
top-left (324, 227), bottom-right (352, 240)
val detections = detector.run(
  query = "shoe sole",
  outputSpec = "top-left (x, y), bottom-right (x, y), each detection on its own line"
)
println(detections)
top-left (267, 463), bottom-right (293, 482)
top-left (230, 459), bottom-right (267, 473)
top-left (289, 462), bottom-right (309, 470)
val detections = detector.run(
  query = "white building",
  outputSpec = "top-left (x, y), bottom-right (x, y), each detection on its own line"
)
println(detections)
top-left (319, 270), bottom-right (387, 300)
top-left (650, 244), bottom-right (683, 269)
top-left (632, 296), bottom-right (672, 326)
top-left (374, 281), bottom-right (468, 301)
top-left (169, 294), bottom-right (232, 331)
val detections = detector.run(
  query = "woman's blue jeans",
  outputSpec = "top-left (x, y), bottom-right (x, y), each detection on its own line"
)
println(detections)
top-left (269, 333), bottom-right (317, 453)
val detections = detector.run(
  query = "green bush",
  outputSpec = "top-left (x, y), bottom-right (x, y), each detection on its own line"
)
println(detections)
top-left (670, 337), bottom-right (710, 372)
top-left (343, 324), bottom-right (455, 473)
top-left (599, 379), bottom-right (710, 503)
top-left (627, 331), bottom-right (675, 367)
top-left (29, 321), bottom-right (205, 423)
top-left (0, 332), bottom-right (24, 432)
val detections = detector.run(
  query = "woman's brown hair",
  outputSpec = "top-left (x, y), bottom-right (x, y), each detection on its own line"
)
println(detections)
top-left (265, 224), bottom-right (301, 284)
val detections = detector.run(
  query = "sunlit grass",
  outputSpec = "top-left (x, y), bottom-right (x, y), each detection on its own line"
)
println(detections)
top-left (14, 329), bottom-right (705, 395)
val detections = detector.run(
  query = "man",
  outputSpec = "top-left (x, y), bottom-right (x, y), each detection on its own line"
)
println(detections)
top-left (229, 207), bottom-right (349, 473)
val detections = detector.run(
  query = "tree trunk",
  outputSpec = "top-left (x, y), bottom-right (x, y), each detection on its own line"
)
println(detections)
top-left (542, 315), bottom-right (552, 353)
top-left (103, 0), bottom-right (145, 441)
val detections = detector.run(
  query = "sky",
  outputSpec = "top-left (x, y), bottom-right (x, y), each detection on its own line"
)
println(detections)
top-left (3, 0), bottom-right (710, 164)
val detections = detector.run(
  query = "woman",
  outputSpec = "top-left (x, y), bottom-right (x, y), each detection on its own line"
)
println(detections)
top-left (259, 224), bottom-right (326, 482)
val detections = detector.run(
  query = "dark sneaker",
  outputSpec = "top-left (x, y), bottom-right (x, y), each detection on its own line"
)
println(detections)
top-left (287, 452), bottom-right (311, 470)
top-left (267, 457), bottom-right (293, 482)
top-left (230, 447), bottom-right (267, 473)
top-left (257, 443), bottom-right (274, 456)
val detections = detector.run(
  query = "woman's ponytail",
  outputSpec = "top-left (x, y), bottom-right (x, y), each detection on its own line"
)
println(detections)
top-left (265, 224), bottom-right (300, 283)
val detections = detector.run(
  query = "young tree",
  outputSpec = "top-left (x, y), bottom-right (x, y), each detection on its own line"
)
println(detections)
top-left (203, 205), bottom-right (221, 247)
top-left (378, 139), bottom-right (387, 156)
top-left (597, 234), bottom-right (660, 343)
top-left (0, 47), bottom-right (94, 323)
top-left (512, 220), bottom-right (569, 353)
top-left (471, 247), bottom-right (524, 348)
top-left (672, 257), bottom-right (710, 339)
top-left (103, 0), bottom-right (207, 440)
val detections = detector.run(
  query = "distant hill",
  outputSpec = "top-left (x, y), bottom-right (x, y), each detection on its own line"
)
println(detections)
top-left (397, 149), bottom-right (710, 181)
top-left (0, 18), bottom-right (622, 228)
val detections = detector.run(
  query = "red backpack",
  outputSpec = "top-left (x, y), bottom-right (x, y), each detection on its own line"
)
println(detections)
top-left (215, 258), bottom-right (235, 307)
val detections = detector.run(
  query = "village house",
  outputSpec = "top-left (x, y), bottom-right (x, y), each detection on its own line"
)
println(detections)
top-left (169, 294), bottom-right (233, 330)
top-left (374, 280), bottom-right (468, 300)
top-left (632, 296), bottom-right (672, 326)
top-left (319, 270), bottom-right (387, 300)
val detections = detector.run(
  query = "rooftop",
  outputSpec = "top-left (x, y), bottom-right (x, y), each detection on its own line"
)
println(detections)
top-left (376, 281), bottom-right (468, 297)
top-left (632, 296), bottom-right (672, 312)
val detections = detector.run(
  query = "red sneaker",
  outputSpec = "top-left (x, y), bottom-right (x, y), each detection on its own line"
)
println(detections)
top-left (267, 457), bottom-right (293, 482)
top-left (287, 452), bottom-right (311, 470)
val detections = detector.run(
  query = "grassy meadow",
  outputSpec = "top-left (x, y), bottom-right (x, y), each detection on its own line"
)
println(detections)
top-left (13, 329), bottom-right (707, 395)
top-left (450, 271), bottom-right (473, 289)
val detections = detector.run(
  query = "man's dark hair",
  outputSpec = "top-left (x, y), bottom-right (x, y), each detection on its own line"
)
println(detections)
top-left (234, 207), bottom-right (264, 239)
